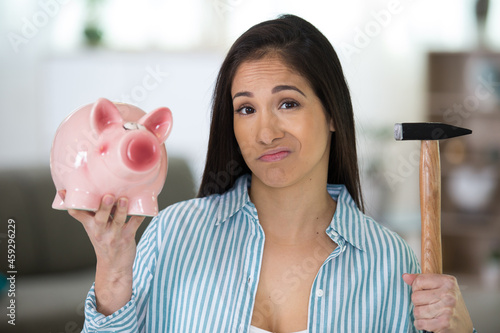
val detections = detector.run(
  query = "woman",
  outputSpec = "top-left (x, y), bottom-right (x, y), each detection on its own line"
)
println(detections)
top-left (72, 15), bottom-right (475, 332)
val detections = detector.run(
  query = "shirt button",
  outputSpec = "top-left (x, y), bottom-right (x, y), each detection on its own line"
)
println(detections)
top-left (316, 289), bottom-right (324, 297)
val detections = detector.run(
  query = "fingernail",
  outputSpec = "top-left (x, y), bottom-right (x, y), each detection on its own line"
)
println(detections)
top-left (119, 198), bottom-right (127, 207)
top-left (104, 195), bottom-right (114, 206)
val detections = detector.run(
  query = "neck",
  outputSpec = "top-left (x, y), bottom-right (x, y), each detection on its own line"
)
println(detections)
top-left (249, 174), bottom-right (336, 244)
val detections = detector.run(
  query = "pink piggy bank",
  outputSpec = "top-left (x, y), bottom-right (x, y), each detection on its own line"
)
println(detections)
top-left (50, 98), bottom-right (172, 216)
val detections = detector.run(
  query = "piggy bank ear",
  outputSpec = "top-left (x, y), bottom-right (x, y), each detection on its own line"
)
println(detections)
top-left (90, 98), bottom-right (122, 134)
top-left (138, 107), bottom-right (173, 142)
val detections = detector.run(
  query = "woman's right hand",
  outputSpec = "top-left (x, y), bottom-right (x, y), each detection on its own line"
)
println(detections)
top-left (67, 194), bottom-right (146, 316)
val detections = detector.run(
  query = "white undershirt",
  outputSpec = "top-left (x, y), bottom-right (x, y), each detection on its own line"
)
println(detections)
top-left (249, 325), bottom-right (308, 333)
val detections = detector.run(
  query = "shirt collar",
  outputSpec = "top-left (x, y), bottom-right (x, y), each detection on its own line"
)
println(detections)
top-left (326, 184), bottom-right (366, 252)
top-left (215, 174), bottom-right (366, 252)
top-left (215, 174), bottom-right (253, 226)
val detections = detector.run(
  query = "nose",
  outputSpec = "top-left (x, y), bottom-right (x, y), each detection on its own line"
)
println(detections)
top-left (256, 109), bottom-right (284, 145)
top-left (123, 133), bottom-right (160, 172)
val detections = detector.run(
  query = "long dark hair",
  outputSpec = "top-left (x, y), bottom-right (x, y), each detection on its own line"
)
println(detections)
top-left (198, 14), bottom-right (364, 211)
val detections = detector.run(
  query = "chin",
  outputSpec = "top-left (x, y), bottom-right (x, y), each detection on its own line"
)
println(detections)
top-left (253, 167), bottom-right (297, 189)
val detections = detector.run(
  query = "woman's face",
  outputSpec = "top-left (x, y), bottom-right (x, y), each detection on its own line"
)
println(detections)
top-left (232, 55), bottom-right (335, 189)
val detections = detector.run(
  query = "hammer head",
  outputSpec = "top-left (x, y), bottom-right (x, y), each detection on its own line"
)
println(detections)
top-left (394, 122), bottom-right (472, 141)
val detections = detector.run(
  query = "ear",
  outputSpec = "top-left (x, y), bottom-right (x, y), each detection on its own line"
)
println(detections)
top-left (329, 117), bottom-right (335, 132)
top-left (138, 107), bottom-right (173, 142)
top-left (90, 98), bottom-right (122, 135)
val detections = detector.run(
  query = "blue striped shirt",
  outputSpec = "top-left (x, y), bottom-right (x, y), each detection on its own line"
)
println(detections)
top-left (83, 174), bottom-right (422, 332)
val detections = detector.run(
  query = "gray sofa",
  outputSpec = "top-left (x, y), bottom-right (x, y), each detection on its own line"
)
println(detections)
top-left (0, 157), bottom-right (196, 332)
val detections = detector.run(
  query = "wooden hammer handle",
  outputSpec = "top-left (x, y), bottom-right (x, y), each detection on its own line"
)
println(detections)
top-left (420, 140), bottom-right (443, 274)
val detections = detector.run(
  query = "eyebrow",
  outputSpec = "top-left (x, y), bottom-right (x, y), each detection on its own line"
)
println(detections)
top-left (232, 85), bottom-right (307, 101)
top-left (232, 91), bottom-right (253, 101)
top-left (272, 85), bottom-right (306, 97)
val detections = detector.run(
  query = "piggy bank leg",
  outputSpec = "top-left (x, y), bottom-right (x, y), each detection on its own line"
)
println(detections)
top-left (63, 189), bottom-right (101, 212)
top-left (52, 190), bottom-right (66, 210)
top-left (128, 194), bottom-right (158, 216)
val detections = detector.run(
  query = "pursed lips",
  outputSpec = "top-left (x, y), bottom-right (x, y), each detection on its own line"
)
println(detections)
top-left (258, 147), bottom-right (291, 162)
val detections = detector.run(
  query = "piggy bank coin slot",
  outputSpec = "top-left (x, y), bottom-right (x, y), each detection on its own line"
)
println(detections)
top-left (123, 122), bottom-right (146, 131)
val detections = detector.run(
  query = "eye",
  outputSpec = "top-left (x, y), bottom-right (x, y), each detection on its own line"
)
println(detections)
top-left (279, 100), bottom-right (299, 109)
top-left (235, 106), bottom-right (256, 115)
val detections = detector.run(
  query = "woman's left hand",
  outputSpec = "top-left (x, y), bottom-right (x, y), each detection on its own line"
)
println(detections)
top-left (403, 273), bottom-right (473, 333)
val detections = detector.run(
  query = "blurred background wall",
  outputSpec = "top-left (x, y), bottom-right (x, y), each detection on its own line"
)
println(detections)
top-left (0, 0), bottom-right (499, 332)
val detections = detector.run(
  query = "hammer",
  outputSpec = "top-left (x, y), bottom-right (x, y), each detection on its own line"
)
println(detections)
top-left (394, 122), bottom-right (471, 332)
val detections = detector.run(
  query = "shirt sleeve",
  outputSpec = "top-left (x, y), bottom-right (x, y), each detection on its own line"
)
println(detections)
top-left (82, 215), bottom-right (161, 332)
top-left (404, 238), bottom-right (421, 333)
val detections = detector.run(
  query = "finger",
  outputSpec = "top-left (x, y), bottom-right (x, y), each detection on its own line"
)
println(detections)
top-left (68, 208), bottom-right (95, 226)
top-left (124, 215), bottom-right (146, 236)
top-left (414, 317), bottom-right (444, 332)
top-left (413, 299), bottom-right (442, 320)
top-left (111, 197), bottom-right (129, 227)
top-left (402, 273), bottom-right (418, 286)
top-left (412, 274), bottom-right (454, 292)
top-left (94, 195), bottom-right (116, 226)
top-left (411, 288), bottom-right (442, 307)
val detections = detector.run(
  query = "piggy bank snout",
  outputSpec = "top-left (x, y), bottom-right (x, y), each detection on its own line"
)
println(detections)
top-left (122, 132), bottom-right (161, 172)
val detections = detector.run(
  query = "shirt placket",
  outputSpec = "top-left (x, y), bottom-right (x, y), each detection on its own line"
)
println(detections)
top-left (307, 229), bottom-right (347, 332)
top-left (238, 206), bottom-right (265, 333)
